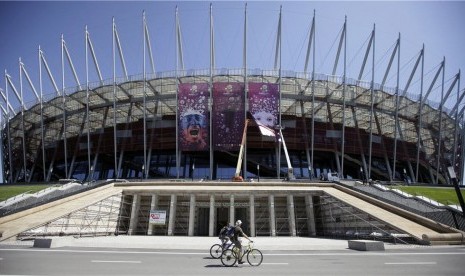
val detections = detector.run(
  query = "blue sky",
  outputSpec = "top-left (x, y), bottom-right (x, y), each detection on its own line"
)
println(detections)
top-left (1, 1), bottom-right (464, 109)
top-left (0, 1), bottom-right (464, 183)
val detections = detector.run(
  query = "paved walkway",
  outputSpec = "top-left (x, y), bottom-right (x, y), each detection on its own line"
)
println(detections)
top-left (0, 236), bottom-right (425, 251)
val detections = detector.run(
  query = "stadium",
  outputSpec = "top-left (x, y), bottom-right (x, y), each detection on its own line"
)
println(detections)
top-left (1, 3), bottom-right (464, 245)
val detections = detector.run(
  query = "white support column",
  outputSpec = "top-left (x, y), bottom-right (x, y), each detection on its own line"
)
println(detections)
top-left (147, 194), bottom-right (158, 235)
top-left (243, 3), bottom-right (248, 180)
top-left (269, 194), bottom-right (276, 237)
top-left (305, 194), bottom-right (316, 236)
top-left (142, 12), bottom-right (148, 179)
top-left (368, 25), bottom-right (376, 180)
top-left (249, 194), bottom-right (255, 237)
top-left (310, 11), bottom-right (316, 178)
top-left (229, 194), bottom-right (235, 226)
top-left (188, 194), bottom-right (196, 236)
top-left (392, 34), bottom-right (401, 181)
top-left (287, 195), bottom-right (296, 237)
top-left (128, 194), bottom-right (140, 235)
top-left (209, 194), bottom-right (215, 237)
top-left (174, 6), bottom-right (185, 179)
top-left (4, 71), bottom-right (13, 183)
top-left (209, 3), bottom-right (215, 180)
top-left (167, 194), bottom-right (177, 236)
top-left (60, 36), bottom-right (68, 179)
top-left (341, 17), bottom-right (347, 179)
top-left (85, 26), bottom-right (92, 181)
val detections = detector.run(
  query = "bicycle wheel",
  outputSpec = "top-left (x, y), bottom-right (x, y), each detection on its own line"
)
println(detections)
top-left (247, 248), bottom-right (263, 266)
top-left (210, 244), bottom-right (223, 259)
top-left (220, 249), bottom-right (237, 267)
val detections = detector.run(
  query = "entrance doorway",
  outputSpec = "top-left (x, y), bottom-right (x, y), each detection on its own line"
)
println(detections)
top-left (216, 207), bottom-right (229, 236)
top-left (313, 196), bottom-right (324, 236)
top-left (197, 208), bottom-right (209, 236)
top-left (235, 207), bottom-right (248, 234)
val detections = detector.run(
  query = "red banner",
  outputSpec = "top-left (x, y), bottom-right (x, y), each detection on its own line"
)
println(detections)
top-left (212, 83), bottom-right (245, 150)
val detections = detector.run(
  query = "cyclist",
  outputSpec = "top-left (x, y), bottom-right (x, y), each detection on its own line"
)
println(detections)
top-left (231, 219), bottom-right (252, 264)
top-left (218, 223), bottom-right (232, 248)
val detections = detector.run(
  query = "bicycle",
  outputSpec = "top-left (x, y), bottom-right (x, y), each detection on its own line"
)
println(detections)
top-left (210, 238), bottom-right (235, 259)
top-left (221, 241), bottom-right (263, 267)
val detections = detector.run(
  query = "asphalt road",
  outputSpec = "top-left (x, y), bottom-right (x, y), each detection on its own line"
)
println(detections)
top-left (1, 247), bottom-right (465, 275)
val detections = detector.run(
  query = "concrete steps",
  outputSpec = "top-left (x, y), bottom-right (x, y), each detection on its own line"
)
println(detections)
top-left (1, 181), bottom-right (463, 245)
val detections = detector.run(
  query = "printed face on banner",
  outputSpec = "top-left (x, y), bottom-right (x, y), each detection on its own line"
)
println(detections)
top-left (249, 83), bottom-right (279, 128)
top-left (213, 83), bottom-right (245, 151)
top-left (178, 83), bottom-right (209, 151)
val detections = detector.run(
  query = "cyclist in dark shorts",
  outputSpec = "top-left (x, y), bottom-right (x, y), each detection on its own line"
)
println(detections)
top-left (218, 223), bottom-right (232, 248)
top-left (230, 219), bottom-right (252, 264)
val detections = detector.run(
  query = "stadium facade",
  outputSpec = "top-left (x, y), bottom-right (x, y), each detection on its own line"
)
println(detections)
top-left (1, 6), bottom-right (464, 186)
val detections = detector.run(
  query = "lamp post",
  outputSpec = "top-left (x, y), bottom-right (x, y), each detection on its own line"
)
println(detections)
top-left (89, 165), bottom-right (94, 182)
top-left (277, 137), bottom-right (282, 180)
top-left (192, 162), bottom-right (195, 182)
top-left (141, 165), bottom-right (145, 181)
top-left (257, 164), bottom-right (260, 182)
top-left (308, 166), bottom-right (312, 180)
top-left (360, 166), bottom-right (364, 184)
top-left (403, 168), bottom-right (407, 184)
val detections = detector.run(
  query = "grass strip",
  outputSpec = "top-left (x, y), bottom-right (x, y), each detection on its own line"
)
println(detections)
top-left (0, 185), bottom-right (54, 201)
top-left (392, 186), bottom-right (465, 205)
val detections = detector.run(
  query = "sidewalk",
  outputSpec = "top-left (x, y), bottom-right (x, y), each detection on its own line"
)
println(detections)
top-left (0, 236), bottom-right (423, 250)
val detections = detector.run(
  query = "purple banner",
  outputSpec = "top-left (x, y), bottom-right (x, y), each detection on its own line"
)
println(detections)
top-left (248, 83), bottom-right (279, 128)
top-left (178, 83), bottom-right (209, 151)
top-left (213, 82), bottom-right (245, 151)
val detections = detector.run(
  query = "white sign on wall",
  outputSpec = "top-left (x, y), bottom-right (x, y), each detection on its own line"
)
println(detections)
top-left (149, 210), bottom-right (167, 225)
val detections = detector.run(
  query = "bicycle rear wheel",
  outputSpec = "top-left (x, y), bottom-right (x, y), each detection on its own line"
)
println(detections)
top-left (220, 249), bottom-right (237, 267)
top-left (209, 244), bottom-right (223, 259)
top-left (247, 248), bottom-right (263, 266)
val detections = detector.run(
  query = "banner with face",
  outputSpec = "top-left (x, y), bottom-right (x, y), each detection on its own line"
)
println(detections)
top-left (249, 82), bottom-right (279, 129)
top-left (178, 83), bottom-right (209, 151)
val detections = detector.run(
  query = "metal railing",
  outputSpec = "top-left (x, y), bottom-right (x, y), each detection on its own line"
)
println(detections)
top-left (316, 194), bottom-right (418, 245)
top-left (342, 181), bottom-right (465, 231)
top-left (0, 180), bottom-right (118, 217)
top-left (15, 192), bottom-right (125, 241)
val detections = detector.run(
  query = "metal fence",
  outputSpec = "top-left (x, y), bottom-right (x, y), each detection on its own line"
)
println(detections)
top-left (345, 182), bottom-right (465, 231)
top-left (0, 179), bottom-right (124, 217)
